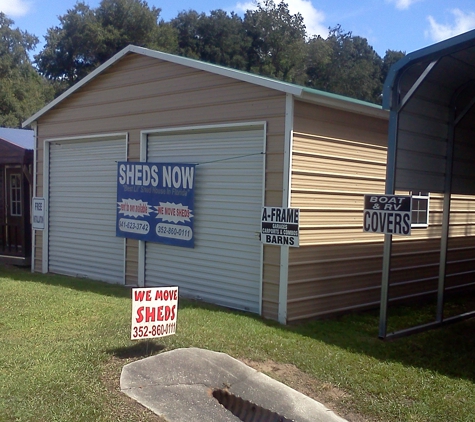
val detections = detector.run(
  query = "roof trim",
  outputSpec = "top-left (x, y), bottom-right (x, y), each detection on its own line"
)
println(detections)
top-left (24, 44), bottom-right (385, 127)
top-left (383, 29), bottom-right (475, 110)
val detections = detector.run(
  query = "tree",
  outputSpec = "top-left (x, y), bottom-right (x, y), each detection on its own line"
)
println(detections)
top-left (0, 13), bottom-right (53, 127)
top-left (170, 10), bottom-right (203, 60)
top-left (306, 25), bottom-right (383, 104)
top-left (35, 3), bottom-right (100, 85)
top-left (150, 20), bottom-right (179, 54)
top-left (194, 10), bottom-right (249, 70)
top-left (243, 0), bottom-right (306, 82)
top-left (381, 49), bottom-right (406, 86)
top-left (36, 0), bottom-right (162, 87)
top-left (171, 9), bottom-right (249, 69)
top-left (96, 0), bottom-right (161, 61)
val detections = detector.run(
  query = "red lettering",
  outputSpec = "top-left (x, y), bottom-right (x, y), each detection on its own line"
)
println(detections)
top-left (154, 288), bottom-right (178, 301)
top-left (146, 290), bottom-right (152, 301)
top-left (145, 307), bottom-right (155, 322)
top-left (171, 305), bottom-right (176, 320)
top-left (157, 306), bottom-right (164, 321)
top-left (135, 306), bottom-right (144, 323)
top-left (134, 290), bottom-right (146, 301)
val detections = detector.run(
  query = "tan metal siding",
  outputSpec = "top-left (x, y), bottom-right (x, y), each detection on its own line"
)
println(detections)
top-left (287, 101), bottom-right (475, 322)
top-left (262, 246), bottom-right (281, 320)
top-left (33, 53), bottom-right (286, 318)
top-left (287, 236), bottom-right (475, 322)
top-left (292, 132), bottom-right (387, 245)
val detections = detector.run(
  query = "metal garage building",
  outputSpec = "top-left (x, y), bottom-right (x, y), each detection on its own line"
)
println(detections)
top-left (24, 44), bottom-right (475, 324)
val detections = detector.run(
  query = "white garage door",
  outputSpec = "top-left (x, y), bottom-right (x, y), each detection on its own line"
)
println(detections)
top-left (48, 136), bottom-right (126, 283)
top-left (145, 125), bottom-right (265, 313)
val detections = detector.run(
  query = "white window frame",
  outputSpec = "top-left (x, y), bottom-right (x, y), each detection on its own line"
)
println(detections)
top-left (411, 191), bottom-right (430, 229)
top-left (9, 173), bottom-right (22, 217)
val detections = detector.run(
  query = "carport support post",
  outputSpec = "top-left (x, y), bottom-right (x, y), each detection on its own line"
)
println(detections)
top-left (436, 108), bottom-right (456, 322)
top-left (379, 234), bottom-right (392, 338)
top-left (437, 192), bottom-right (451, 322)
top-left (379, 109), bottom-right (399, 339)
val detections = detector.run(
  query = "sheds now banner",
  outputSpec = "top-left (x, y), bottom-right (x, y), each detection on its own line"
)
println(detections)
top-left (131, 287), bottom-right (178, 340)
top-left (116, 162), bottom-right (195, 248)
top-left (261, 206), bottom-right (300, 247)
top-left (363, 194), bottom-right (412, 235)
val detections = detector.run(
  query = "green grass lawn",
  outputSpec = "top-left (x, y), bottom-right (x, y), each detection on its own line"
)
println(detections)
top-left (1, 265), bottom-right (474, 422)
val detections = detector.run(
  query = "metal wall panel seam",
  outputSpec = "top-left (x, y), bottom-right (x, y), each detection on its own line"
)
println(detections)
top-left (259, 122), bottom-right (267, 316)
top-left (42, 138), bottom-right (49, 273)
top-left (138, 130), bottom-right (147, 287)
top-left (278, 93), bottom-right (294, 324)
top-left (122, 132), bottom-right (128, 285)
top-left (31, 121), bottom-right (37, 273)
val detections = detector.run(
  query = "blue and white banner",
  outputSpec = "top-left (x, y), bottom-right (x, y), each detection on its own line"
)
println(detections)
top-left (116, 162), bottom-right (195, 248)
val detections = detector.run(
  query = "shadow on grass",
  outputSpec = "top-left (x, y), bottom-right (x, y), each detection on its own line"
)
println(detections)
top-left (3, 265), bottom-right (475, 383)
top-left (0, 264), bottom-right (133, 299)
top-left (108, 341), bottom-right (166, 359)
top-left (177, 296), bottom-right (475, 384)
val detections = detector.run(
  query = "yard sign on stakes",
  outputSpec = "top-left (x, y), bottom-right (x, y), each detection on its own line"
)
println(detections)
top-left (131, 287), bottom-right (178, 341)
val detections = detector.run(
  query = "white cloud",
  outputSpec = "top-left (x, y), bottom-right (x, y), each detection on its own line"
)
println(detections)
top-left (426, 9), bottom-right (475, 42)
top-left (235, 0), bottom-right (327, 38)
top-left (386, 0), bottom-right (422, 11)
top-left (0, 0), bottom-right (31, 17)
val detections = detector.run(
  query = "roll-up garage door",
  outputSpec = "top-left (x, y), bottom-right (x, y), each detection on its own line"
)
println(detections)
top-left (48, 136), bottom-right (126, 283)
top-left (145, 125), bottom-right (265, 313)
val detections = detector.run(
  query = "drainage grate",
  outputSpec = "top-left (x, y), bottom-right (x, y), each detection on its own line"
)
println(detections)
top-left (212, 389), bottom-right (295, 422)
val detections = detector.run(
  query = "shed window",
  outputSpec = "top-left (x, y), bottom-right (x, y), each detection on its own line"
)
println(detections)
top-left (411, 192), bottom-right (429, 228)
top-left (10, 174), bottom-right (22, 217)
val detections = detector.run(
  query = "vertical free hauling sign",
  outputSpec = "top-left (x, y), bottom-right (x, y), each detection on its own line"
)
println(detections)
top-left (261, 207), bottom-right (300, 247)
top-left (116, 162), bottom-right (195, 248)
top-left (32, 197), bottom-right (45, 230)
top-left (363, 194), bottom-right (412, 235)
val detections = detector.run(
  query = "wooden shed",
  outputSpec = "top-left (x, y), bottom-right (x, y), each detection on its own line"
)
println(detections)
top-left (23, 45), bottom-right (475, 323)
top-left (0, 128), bottom-right (34, 265)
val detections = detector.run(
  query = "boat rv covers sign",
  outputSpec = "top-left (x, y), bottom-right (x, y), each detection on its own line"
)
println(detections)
top-left (116, 162), bottom-right (195, 248)
top-left (363, 194), bottom-right (412, 236)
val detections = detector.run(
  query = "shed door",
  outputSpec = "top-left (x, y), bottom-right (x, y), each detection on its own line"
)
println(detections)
top-left (3, 167), bottom-right (24, 255)
top-left (145, 125), bottom-right (265, 313)
top-left (48, 137), bottom-right (126, 283)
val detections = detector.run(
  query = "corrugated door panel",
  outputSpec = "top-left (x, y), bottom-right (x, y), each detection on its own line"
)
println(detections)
top-left (49, 137), bottom-right (126, 283)
top-left (145, 126), bottom-right (264, 313)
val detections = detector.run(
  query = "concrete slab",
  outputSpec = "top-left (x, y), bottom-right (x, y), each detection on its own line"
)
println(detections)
top-left (120, 347), bottom-right (347, 422)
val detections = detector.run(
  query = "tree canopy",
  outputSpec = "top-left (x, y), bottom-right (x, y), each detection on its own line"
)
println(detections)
top-left (306, 26), bottom-right (384, 103)
top-left (36, 0), bottom-right (162, 86)
top-left (0, 13), bottom-right (53, 127)
top-left (1, 1), bottom-right (408, 128)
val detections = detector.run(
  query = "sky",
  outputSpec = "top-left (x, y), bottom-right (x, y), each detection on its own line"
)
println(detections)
top-left (1, 0), bottom-right (475, 57)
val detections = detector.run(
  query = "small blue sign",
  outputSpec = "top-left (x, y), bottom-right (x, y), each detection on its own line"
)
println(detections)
top-left (116, 162), bottom-right (195, 248)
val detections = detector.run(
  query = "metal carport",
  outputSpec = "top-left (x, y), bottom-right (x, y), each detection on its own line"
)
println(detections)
top-left (380, 29), bottom-right (475, 338)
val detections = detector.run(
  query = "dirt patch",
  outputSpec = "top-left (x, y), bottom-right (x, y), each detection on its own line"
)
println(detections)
top-left (102, 351), bottom-right (373, 422)
top-left (240, 359), bottom-right (374, 422)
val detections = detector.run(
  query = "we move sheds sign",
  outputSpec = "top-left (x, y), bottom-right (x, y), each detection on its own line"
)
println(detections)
top-left (363, 194), bottom-right (412, 236)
